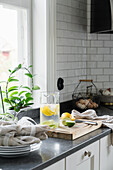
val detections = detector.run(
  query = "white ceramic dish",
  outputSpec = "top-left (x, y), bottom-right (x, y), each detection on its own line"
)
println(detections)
top-left (0, 142), bottom-right (42, 157)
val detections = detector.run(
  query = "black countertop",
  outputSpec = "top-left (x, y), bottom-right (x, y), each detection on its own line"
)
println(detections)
top-left (0, 127), bottom-right (111, 170)
top-left (0, 104), bottom-right (113, 170)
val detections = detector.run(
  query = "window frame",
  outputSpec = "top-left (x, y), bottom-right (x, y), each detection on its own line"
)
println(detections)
top-left (32, 0), bottom-right (56, 92)
top-left (46, 0), bottom-right (56, 92)
top-left (32, 0), bottom-right (56, 107)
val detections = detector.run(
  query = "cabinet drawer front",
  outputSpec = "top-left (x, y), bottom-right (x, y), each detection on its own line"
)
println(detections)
top-left (100, 134), bottom-right (113, 170)
top-left (100, 133), bottom-right (111, 147)
top-left (66, 141), bottom-right (99, 170)
top-left (44, 159), bottom-right (65, 170)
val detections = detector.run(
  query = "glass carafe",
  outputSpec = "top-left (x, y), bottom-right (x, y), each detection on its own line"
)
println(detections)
top-left (40, 92), bottom-right (60, 128)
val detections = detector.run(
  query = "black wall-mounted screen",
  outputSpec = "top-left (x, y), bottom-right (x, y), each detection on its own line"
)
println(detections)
top-left (91, 0), bottom-right (112, 33)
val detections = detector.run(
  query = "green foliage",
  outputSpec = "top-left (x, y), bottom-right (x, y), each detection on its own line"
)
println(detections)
top-left (25, 73), bottom-right (33, 78)
top-left (32, 85), bottom-right (40, 90)
top-left (2, 64), bottom-right (40, 113)
top-left (0, 112), bottom-right (18, 121)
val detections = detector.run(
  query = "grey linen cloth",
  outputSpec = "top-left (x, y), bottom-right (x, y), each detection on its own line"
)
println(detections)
top-left (71, 109), bottom-right (113, 145)
top-left (0, 117), bottom-right (49, 146)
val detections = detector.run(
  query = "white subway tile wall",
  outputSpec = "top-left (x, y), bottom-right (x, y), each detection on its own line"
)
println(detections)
top-left (56, 0), bottom-right (113, 102)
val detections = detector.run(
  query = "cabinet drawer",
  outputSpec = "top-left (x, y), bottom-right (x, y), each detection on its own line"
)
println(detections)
top-left (100, 134), bottom-right (113, 170)
top-left (43, 159), bottom-right (65, 170)
top-left (66, 140), bottom-right (99, 170)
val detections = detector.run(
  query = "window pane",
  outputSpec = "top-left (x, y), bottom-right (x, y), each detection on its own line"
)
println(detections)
top-left (0, 4), bottom-right (28, 113)
top-left (0, 5), bottom-right (18, 81)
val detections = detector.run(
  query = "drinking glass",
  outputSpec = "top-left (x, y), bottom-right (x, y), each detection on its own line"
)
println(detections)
top-left (40, 92), bottom-right (60, 128)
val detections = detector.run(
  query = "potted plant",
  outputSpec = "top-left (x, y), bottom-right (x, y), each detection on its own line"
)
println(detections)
top-left (1, 64), bottom-right (40, 114)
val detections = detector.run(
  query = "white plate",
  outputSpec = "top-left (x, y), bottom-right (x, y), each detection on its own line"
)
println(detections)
top-left (0, 145), bottom-right (29, 150)
top-left (0, 142), bottom-right (41, 157)
top-left (0, 146), bottom-right (30, 152)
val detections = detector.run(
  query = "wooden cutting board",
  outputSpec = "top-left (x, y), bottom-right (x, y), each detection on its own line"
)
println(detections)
top-left (47, 120), bottom-right (102, 140)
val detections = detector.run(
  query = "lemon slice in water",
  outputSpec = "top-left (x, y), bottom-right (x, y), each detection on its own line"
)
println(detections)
top-left (41, 120), bottom-right (58, 128)
top-left (40, 105), bottom-right (55, 116)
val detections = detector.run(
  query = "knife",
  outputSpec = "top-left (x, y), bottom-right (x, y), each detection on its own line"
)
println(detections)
top-left (75, 119), bottom-right (98, 125)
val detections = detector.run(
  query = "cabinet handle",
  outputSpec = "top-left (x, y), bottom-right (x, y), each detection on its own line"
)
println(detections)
top-left (84, 151), bottom-right (91, 157)
top-left (88, 151), bottom-right (91, 157)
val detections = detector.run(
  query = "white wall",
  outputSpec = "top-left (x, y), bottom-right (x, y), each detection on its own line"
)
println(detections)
top-left (56, 0), bottom-right (113, 102)
top-left (32, 0), bottom-right (113, 104)
top-left (56, 0), bottom-right (87, 102)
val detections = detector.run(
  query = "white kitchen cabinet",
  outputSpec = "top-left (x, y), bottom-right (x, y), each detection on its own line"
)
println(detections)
top-left (100, 134), bottom-right (113, 170)
top-left (43, 159), bottom-right (65, 170)
top-left (66, 140), bottom-right (99, 170)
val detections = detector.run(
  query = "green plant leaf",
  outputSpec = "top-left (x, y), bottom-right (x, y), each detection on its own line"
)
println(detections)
top-left (25, 92), bottom-right (32, 98)
top-left (9, 106), bottom-right (14, 110)
top-left (8, 86), bottom-right (18, 93)
top-left (25, 97), bottom-right (33, 103)
top-left (12, 67), bottom-right (19, 74)
top-left (2, 90), bottom-right (5, 93)
top-left (22, 86), bottom-right (32, 91)
top-left (18, 64), bottom-right (22, 69)
top-left (19, 99), bottom-right (25, 107)
top-left (24, 103), bottom-right (34, 107)
top-left (14, 106), bottom-right (20, 112)
top-left (3, 98), bottom-right (10, 104)
top-left (9, 91), bottom-right (18, 97)
top-left (10, 96), bottom-right (20, 104)
top-left (8, 69), bottom-right (11, 72)
top-left (10, 96), bottom-right (20, 101)
top-left (8, 76), bottom-right (14, 82)
top-left (28, 65), bottom-right (32, 68)
top-left (8, 78), bottom-right (19, 82)
top-left (32, 85), bottom-right (40, 90)
top-left (25, 73), bottom-right (33, 78)
top-left (11, 64), bottom-right (21, 74)
top-left (19, 91), bottom-right (27, 96)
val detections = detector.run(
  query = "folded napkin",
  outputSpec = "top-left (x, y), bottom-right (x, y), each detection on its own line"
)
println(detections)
top-left (0, 117), bottom-right (49, 146)
top-left (0, 119), bottom-right (16, 126)
top-left (0, 135), bottom-right (40, 146)
top-left (71, 109), bottom-right (113, 145)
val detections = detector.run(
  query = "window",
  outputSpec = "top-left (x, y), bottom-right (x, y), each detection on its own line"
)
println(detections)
top-left (0, 0), bottom-right (32, 112)
top-left (0, 0), bottom-right (56, 110)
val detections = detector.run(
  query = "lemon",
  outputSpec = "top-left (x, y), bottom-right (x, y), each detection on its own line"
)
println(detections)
top-left (61, 112), bottom-right (71, 120)
top-left (40, 106), bottom-right (54, 116)
top-left (61, 112), bottom-right (75, 126)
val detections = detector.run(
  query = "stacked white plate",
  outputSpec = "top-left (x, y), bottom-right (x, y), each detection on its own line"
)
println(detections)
top-left (0, 142), bottom-right (41, 158)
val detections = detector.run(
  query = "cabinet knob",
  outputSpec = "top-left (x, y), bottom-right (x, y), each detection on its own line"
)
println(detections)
top-left (84, 151), bottom-right (91, 157)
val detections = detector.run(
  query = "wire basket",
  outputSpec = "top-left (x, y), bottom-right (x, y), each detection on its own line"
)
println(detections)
top-left (72, 80), bottom-right (100, 110)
